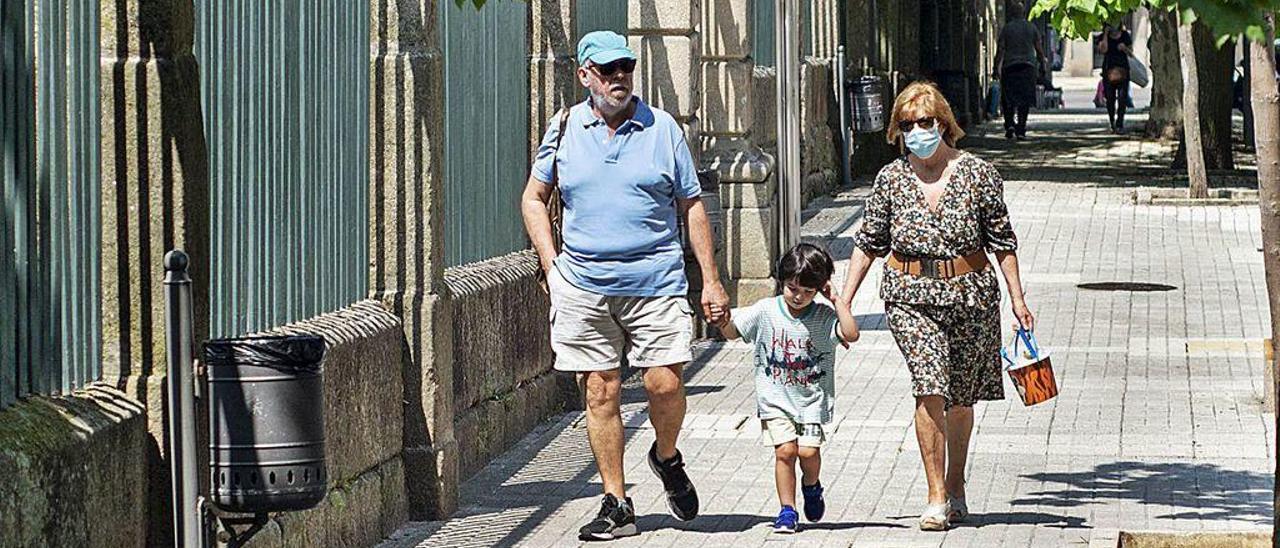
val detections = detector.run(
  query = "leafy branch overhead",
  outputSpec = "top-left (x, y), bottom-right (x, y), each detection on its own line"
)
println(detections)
top-left (1030, 0), bottom-right (1280, 43)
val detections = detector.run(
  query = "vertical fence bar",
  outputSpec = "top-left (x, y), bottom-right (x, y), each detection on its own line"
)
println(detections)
top-left (0, 0), bottom-right (28, 409)
top-left (86, 0), bottom-right (102, 389)
top-left (14, 0), bottom-right (35, 402)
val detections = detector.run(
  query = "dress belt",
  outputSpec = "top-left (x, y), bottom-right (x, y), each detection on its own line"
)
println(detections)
top-left (887, 250), bottom-right (990, 279)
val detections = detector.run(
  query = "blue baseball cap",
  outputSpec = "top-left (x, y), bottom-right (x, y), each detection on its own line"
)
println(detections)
top-left (577, 30), bottom-right (636, 66)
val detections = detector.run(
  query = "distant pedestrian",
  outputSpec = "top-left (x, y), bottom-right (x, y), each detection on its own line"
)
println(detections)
top-left (715, 243), bottom-right (860, 534)
top-left (994, 2), bottom-right (1047, 140)
top-left (520, 30), bottom-right (729, 541)
top-left (1098, 23), bottom-right (1134, 133)
top-left (839, 81), bottom-right (1036, 531)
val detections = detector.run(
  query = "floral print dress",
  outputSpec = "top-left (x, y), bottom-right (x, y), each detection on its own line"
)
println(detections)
top-left (855, 152), bottom-right (1019, 407)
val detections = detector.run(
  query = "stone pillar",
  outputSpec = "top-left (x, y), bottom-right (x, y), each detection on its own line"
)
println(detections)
top-left (530, 1), bottom-right (579, 154)
top-left (702, 0), bottom-right (776, 306)
top-left (630, 1), bottom-right (701, 163)
top-left (99, 0), bottom-right (209, 543)
top-left (368, 0), bottom-right (459, 520)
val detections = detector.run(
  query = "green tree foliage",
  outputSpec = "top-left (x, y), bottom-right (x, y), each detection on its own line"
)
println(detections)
top-left (1030, 0), bottom-right (1280, 44)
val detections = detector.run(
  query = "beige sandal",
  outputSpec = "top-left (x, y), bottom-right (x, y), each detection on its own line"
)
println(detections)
top-left (919, 501), bottom-right (951, 531)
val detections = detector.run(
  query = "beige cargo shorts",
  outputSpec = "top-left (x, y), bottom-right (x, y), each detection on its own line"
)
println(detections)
top-left (760, 418), bottom-right (826, 448)
top-left (548, 265), bottom-right (694, 371)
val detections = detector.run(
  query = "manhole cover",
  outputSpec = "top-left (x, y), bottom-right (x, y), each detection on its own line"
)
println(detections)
top-left (1077, 282), bottom-right (1177, 292)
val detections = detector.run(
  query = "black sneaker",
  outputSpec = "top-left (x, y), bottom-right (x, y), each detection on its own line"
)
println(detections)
top-left (578, 494), bottom-right (638, 541)
top-left (801, 481), bottom-right (825, 522)
top-left (647, 442), bottom-right (699, 521)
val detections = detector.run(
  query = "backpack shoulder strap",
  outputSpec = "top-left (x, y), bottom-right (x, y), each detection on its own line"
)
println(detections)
top-left (550, 106), bottom-right (572, 187)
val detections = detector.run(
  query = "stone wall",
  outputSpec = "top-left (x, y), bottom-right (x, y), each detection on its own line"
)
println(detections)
top-left (799, 59), bottom-right (839, 205)
top-left (368, 0), bottom-right (460, 522)
top-left (445, 252), bottom-right (578, 480)
top-left (701, 0), bottom-right (776, 307)
top-left (631, 0), bottom-right (702, 163)
top-left (530, 0), bottom-right (578, 156)
top-left (0, 386), bottom-right (148, 547)
top-left (99, 0), bottom-right (210, 542)
top-left (234, 301), bottom-right (408, 548)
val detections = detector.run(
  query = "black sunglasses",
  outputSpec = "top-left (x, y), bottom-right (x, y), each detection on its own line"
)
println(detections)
top-left (590, 58), bottom-right (637, 77)
top-left (897, 116), bottom-right (937, 132)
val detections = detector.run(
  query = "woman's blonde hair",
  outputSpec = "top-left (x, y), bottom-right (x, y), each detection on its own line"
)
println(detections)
top-left (885, 80), bottom-right (965, 148)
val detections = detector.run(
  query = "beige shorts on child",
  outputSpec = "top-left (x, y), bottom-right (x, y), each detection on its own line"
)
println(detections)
top-left (761, 418), bottom-right (826, 448)
top-left (548, 265), bottom-right (694, 372)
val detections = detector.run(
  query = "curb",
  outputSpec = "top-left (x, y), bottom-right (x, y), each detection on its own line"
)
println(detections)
top-left (1133, 188), bottom-right (1259, 205)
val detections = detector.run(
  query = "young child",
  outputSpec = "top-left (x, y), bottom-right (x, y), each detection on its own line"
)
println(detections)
top-left (715, 243), bottom-right (859, 534)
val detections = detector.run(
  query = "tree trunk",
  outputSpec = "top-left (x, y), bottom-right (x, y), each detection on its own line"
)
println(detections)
top-left (1177, 11), bottom-right (1210, 198)
top-left (1194, 22), bottom-right (1235, 169)
top-left (1147, 8), bottom-right (1183, 138)
top-left (1247, 15), bottom-right (1280, 544)
top-left (1244, 33), bottom-right (1255, 150)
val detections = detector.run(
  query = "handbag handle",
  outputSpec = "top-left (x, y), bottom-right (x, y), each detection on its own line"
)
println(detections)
top-left (1001, 321), bottom-right (1040, 368)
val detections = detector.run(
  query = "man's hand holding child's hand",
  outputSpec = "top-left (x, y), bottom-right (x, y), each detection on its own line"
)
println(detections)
top-left (710, 304), bottom-right (731, 329)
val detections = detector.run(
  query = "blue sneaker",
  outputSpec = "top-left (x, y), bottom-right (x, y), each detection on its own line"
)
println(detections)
top-left (773, 505), bottom-right (799, 534)
top-left (802, 481), bottom-right (825, 522)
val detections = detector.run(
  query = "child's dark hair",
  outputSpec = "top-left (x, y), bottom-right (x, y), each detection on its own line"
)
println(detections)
top-left (777, 243), bottom-right (835, 289)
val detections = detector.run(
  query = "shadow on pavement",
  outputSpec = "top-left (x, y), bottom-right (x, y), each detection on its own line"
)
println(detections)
top-left (956, 512), bottom-right (1088, 529)
top-left (635, 513), bottom-right (909, 532)
top-left (1011, 461), bottom-right (1273, 525)
top-left (385, 344), bottom-right (728, 547)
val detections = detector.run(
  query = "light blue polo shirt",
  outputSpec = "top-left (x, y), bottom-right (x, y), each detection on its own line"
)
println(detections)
top-left (531, 97), bottom-right (701, 297)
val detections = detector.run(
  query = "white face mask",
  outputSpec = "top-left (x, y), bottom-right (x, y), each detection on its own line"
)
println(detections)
top-left (905, 125), bottom-right (943, 159)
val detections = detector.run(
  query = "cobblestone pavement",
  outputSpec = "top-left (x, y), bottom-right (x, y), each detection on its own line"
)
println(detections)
top-left (380, 111), bottom-right (1273, 547)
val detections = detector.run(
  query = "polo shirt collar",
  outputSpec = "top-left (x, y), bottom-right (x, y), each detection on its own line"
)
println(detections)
top-left (577, 96), bottom-right (655, 131)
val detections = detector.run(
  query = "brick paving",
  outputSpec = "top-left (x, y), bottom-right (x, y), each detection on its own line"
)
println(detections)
top-left (380, 110), bottom-right (1273, 547)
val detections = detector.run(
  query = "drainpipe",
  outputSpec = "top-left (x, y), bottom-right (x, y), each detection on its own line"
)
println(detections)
top-left (776, 0), bottom-right (802, 253)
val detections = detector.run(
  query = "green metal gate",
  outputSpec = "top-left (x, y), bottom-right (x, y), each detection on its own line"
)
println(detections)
top-left (440, 1), bottom-right (530, 267)
top-left (0, 0), bottom-right (102, 409)
top-left (197, 0), bottom-right (370, 337)
top-left (576, 0), bottom-right (627, 41)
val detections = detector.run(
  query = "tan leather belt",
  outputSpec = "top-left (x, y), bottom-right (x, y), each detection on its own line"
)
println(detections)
top-left (887, 251), bottom-right (989, 279)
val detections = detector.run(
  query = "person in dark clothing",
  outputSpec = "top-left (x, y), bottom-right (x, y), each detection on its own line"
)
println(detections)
top-left (1098, 24), bottom-right (1133, 133)
top-left (994, 2), bottom-right (1047, 140)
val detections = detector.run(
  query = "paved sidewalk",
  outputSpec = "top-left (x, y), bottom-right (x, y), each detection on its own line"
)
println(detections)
top-left (380, 111), bottom-right (1273, 547)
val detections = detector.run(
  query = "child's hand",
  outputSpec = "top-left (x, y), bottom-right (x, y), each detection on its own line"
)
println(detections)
top-left (712, 306), bottom-right (732, 328)
top-left (822, 282), bottom-right (835, 303)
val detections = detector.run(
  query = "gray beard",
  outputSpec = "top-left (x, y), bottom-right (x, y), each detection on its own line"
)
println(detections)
top-left (591, 90), bottom-right (631, 116)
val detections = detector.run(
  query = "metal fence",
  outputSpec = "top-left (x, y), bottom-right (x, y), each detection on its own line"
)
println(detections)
top-left (197, 0), bottom-right (370, 337)
top-left (754, 0), bottom-right (821, 66)
top-left (440, 0), bottom-right (530, 267)
top-left (0, 0), bottom-right (102, 409)
top-left (576, 0), bottom-right (627, 41)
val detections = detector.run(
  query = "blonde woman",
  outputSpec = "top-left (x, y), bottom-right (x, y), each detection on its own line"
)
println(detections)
top-left (838, 81), bottom-right (1035, 530)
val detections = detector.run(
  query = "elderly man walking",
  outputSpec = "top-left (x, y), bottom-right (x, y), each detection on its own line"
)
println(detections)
top-left (521, 30), bottom-right (728, 541)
